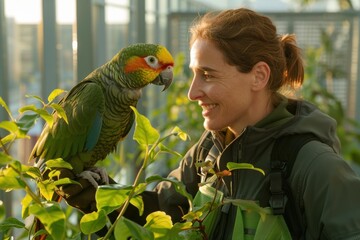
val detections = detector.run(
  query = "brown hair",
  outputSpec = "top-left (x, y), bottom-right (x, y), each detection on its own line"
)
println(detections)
top-left (189, 8), bottom-right (304, 93)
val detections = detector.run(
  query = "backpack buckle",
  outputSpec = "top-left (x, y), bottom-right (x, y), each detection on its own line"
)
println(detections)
top-left (269, 191), bottom-right (287, 215)
top-left (269, 170), bottom-right (287, 215)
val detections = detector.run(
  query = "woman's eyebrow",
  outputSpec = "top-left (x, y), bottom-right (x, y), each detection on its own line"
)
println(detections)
top-left (189, 65), bottom-right (218, 73)
top-left (201, 66), bottom-right (218, 72)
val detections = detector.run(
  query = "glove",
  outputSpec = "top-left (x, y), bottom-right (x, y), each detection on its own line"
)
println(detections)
top-left (45, 169), bottom-right (161, 226)
top-left (44, 168), bottom-right (116, 214)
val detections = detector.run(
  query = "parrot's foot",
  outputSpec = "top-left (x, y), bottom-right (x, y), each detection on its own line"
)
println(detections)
top-left (78, 167), bottom-right (109, 188)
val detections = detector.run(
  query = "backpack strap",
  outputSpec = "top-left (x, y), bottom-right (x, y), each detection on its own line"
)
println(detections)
top-left (269, 133), bottom-right (320, 237)
top-left (196, 131), bottom-right (221, 183)
top-left (196, 131), bottom-right (214, 162)
top-left (196, 131), bottom-right (321, 237)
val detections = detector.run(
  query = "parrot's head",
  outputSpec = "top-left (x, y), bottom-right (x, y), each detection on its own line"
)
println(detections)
top-left (117, 43), bottom-right (174, 91)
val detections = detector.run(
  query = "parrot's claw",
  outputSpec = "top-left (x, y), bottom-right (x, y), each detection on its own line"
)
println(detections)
top-left (78, 167), bottom-right (109, 188)
top-left (91, 167), bottom-right (109, 185)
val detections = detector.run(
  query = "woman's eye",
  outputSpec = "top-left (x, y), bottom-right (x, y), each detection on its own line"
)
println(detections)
top-left (203, 71), bottom-right (212, 80)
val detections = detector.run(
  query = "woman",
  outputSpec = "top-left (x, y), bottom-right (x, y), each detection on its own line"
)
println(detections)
top-left (156, 8), bottom-right (360, 239)
top-left (61, 8), bottom-right (360, 239)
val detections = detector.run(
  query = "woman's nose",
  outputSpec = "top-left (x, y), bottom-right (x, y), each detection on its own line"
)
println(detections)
top-left (187, 75), bottom-right (203, 101)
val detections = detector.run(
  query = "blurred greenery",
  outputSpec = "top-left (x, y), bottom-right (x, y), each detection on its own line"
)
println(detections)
top-left (301, 27), bottom-right (360, 165)
top-left (151, 53), bottom-right (204, 168)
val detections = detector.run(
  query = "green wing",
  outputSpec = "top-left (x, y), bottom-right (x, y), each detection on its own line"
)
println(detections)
top-left (31, 80), bottom-right (105, 169)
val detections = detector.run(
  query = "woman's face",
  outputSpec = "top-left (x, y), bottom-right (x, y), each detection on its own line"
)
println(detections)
top-left (188, 38), bottom-right (258, 135)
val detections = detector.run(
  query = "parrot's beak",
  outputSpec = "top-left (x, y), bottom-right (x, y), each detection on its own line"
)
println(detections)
top-left (152, 66), bottom-right (173, 91)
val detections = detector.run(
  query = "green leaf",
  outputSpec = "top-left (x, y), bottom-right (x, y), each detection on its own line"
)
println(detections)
top-left (80, 209), bottom-right (107, 234)
top-left (19, 105), bottom-right (54, 128)
top-left (13, 163), bottom-right (38, 177)
top-left (181, 208), bottom-right (203, 222)
top-left (50, 103), bottom-right (68, 124)
top-left (29, 202), bottom-right (66, 240)
top-left (130, 195), bottom-right (144, 216)
top-left (96, 184), bottom-right (132, 214)
top-left (158, 143), bottom-right (182, 157)
top-left (0, 217), bottom-right (26, 232)
top-left (48, 89), bottom-right (65, 103)
top-left (226, 162), bottom-right (265, 176)
top-left (0, 167), bottom-right (27, 190)
top-left (0, 134), bottom-right (14, 146)
top-left (47, 169), bottom-right (61, 180)
top-left (24, 166), bottom-right (42, 179)
top-left (0, 96), bottom-right (14, 120)
top-left (0, 121), bottom-right (19, 133)
top-left (177, 227), bottom-right (203, 240)
top-left (38, 110), bottom-right (54, 128)
top-left (0, 152), bottom-right (15, 165)
top-left (21, 193), bottom-right (33, 219)
top-left (224, 198), bottom-right (272, 220)
top-left (169, 221), bottom-right (194, 238)
top-left (9, 160), bottom-right (23, 172)
top-left (131, 106), bottom-right (159, 146)
top-left (0, 201), bottom-right (4, 222)
top-left (0, 121), bottom-right (28, 142)
top-left (171, 126), bottom-right (189, 141)
top-left (52, 177), bottom-right (80, 187)
top-left (253, 213), bottom-right (292, 239)
top-left (144, 211), bottom-right (172, 239)
top-left (114, 216), bottom-right (154, 240)
top-left (134, 182), bottom-right (148, 195)
top-left (45, 158), bottom-right (73, 170)
top-left (37, 180), bottom-right (56, 201)
top-left (16, 114), bottom-right (39, 133)
top-left (32, 229), bottom-right (49, 239)
top-left (25, 94), bottom-right (45, 105)
top-left (96, 184), bottom-right (144, 216)
top-left (146, 175), bottom-right (193, 210)
top-left (19, 104), bottom-right (39, 114)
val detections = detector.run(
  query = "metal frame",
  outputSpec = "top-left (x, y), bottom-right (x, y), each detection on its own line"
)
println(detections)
top-left (0, 0), bottom-right (8, 120)
top-left (0, 0), bottom-right (12, 222)
top-left (40, 0), bottom-right (58, 99)
top-left (76, 0), bottom-right (95, 81)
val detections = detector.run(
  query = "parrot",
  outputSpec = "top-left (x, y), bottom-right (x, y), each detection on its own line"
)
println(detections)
top-left (29, 43), bottom-right (174, 187)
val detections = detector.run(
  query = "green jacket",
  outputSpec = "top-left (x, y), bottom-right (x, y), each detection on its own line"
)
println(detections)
top-left (150, 97), bottom-right (360, 239)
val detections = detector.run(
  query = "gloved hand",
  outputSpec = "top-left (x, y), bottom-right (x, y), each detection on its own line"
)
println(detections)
top-left (44, 168), bottom-right (161, 227)
top-left (44, 168), bottom-right (116, 214)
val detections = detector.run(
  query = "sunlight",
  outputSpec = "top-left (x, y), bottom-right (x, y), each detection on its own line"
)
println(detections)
top-left (56, 0), bottom-right (75, 24)
top-left (5, 0), bottom-right (127, 24)
top-left (5, 0), bottom-right (41, 23)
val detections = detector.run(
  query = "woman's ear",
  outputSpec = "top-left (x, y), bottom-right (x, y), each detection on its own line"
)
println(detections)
top-left (251, 61), bottom-right (270, 91)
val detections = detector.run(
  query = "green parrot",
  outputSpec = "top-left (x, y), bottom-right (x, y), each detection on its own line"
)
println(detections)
top-left (29, 43), bottom-right (174, 186)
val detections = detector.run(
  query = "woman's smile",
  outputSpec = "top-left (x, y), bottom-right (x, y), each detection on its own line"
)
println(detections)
top-left (200, 102), bottom-right (218, 117)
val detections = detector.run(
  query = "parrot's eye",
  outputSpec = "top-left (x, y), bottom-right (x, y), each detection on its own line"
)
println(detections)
top-left (144, 55), bottom-right (159, 68)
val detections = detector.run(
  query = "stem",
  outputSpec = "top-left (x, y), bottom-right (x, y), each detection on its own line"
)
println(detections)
top-left (25, 185), bottom-right (42, 205)
top-left (11, 164), bottom-right (43, 206)
top-left (0, 135), bottom-right (11, 155)
top-left (202, 177), bottom-right (222, 222)
top-left (102, 145), bottom-right (152, 239)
